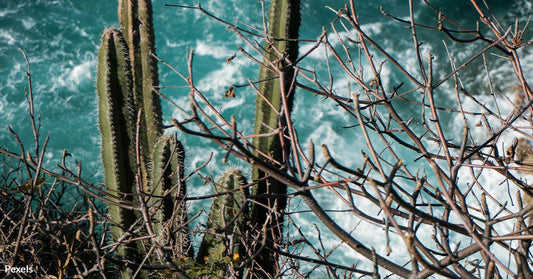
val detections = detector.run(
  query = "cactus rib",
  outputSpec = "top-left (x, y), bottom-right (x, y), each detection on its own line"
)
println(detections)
top-left (98, 1), bottom-right (190, 277)
top-left (96, 28), bottom-right (138, 262)
top-left (119, 0), bottom-right (162, 164)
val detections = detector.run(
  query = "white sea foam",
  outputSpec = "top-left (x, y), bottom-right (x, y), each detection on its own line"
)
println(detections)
top-left (443, 32), bottom-right (533, 269)
top-left (196, 58), bottom-right (249, 92)
top-left (0, 30), bottom-right (16, 45)
top-left (194, 40), bottom-right (233, 59)
top-left (73, 25), bottom-right (89, 38)
top-left (0, 7), bottom-right (17, 17)
top-left (21, 18), bottom-right (36, 30)
top-left (68, 60), bottom-right (94, 85)
top-left (165, 39), bottom-right (188, 49)
top-left (0, 96), bottom-right (15, 130)
top-left (360, 21), bottom-right (384, 36)
top-left (50, 57), bottom-right (95, 92)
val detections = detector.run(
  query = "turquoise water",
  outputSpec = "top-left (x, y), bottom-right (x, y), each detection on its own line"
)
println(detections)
top-left (2, 0), bottom-right (533, 276)
top-left (0, 0), bottom-right (352, 176)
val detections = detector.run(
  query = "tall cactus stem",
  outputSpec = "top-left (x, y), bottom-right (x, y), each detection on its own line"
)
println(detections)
top-left (118, 0), bottom-right (162, 165)
top-left (138, 0), bottom-right (162, 151)
top-left (99, 1), bottom-right (190, 277)
top-left (251, 0), bottom-right (301, 276)
top-left (96, 28), bottom-right (139, 274)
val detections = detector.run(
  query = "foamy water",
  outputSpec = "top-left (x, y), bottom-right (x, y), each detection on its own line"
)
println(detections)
top-left (2, 0), bottom-right (533, 277)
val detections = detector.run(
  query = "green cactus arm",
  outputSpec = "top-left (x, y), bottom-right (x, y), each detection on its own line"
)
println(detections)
top-left (250, 0), bottom-right (300, 276)
top-left (151, 135), bottom-right (174, 219)
top-left (151, 134), bottom-right (192, 257)
top-left (118, 0), bottom-right (162, 163)
top-left (99, 1), bottom-right (188, 277)
top-left (96, 28), bottom-right (138, 262)
top-left (138, 0), bottom-right (162, 152)
top-left (252, 0), bottom-right (301, 184)
top-left (150, 134), bottom-right (171, 242)
top-left (253, 0), bottom-right (300, 146)
top-left (166, 136), bottom-right (193, 258)
top-left (118, 0), bottom-right (134, 45)
top-left (197, 169), bottom-right (248, 278)
top-left (118, 0), bottom-right (140, 104)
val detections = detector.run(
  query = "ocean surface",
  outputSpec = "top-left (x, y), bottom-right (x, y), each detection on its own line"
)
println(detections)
top-left (1, 0), bottom-right (533, 276)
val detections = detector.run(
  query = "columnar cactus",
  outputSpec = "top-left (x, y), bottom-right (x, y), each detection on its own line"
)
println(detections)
top-left (151, 134), bottom-right (191, 257)
top-left (97, 28), bottom-right (138, 265)
top-left (251, 0), bottom-right (301, 276)
top-left (97, 0), bottom-right (301, 277)
top-left (196, 169), bottom-right (249, 279)
top-left (118, 0), bottom-right (162, 165)
top-left (97, 1), bottom-right (190, 278)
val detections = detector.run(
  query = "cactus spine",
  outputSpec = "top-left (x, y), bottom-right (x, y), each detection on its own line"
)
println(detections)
top-left (251, 0), bottom-right (301, 276)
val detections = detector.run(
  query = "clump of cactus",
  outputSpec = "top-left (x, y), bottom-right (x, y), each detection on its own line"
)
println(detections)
top-left (97, 0), bottom-right (190, 277)
top-left (251, 0), bottom-right (301, 275)
top-left (96, 0), bottom-right (300, 277)
top-left (164, 170), bottom-right (249, 279)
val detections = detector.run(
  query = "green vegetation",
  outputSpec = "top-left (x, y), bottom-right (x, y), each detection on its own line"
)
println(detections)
top-left (97, 0), bottom-right (188, 277)
top-left (97, 27), bottom-right (139, 269)
top-left (251, 0), bottom-right (301, 275)
top-left (96, 0), bottom-right (300, 277)
top-left (5, 0), bottom-right (533, 278)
